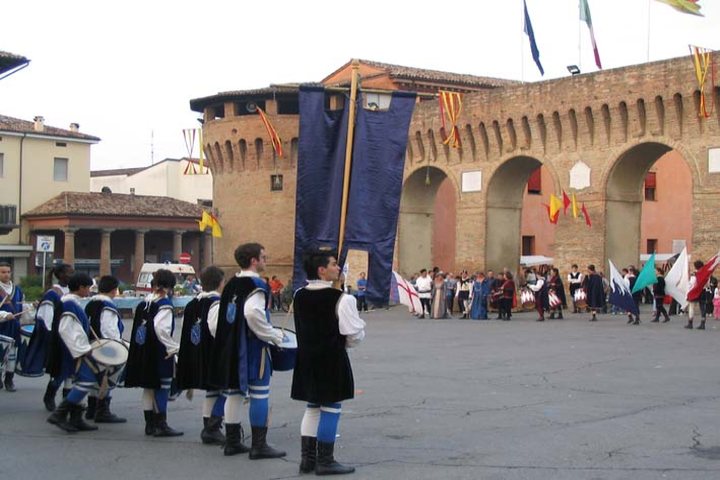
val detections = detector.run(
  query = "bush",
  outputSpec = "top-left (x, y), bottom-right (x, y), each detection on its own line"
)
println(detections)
top-left (19, 275), bottom-right (45, 301)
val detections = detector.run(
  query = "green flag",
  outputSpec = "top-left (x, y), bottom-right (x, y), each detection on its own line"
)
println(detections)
top-left (632, 253), bottom-right (657, 293)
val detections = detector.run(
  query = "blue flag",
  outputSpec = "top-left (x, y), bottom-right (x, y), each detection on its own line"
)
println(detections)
top-left (293, 86), bottom-right (416, 304)
top-left (523, 0), bottom-right (545, 76)
top-left (608, 260), bottom-right (639, 315)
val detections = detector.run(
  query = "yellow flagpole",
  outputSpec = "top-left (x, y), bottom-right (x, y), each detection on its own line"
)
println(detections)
top-left (337, 59), bottom-right (360, 258)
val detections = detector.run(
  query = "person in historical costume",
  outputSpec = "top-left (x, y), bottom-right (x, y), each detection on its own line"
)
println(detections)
top-left (430, 273), bottom-right (448, 319)
top-left (499, 272), bottom-right (516, 321)
top-left (567, 264), bottom-right (584, 313)
top-left (125, 269), bottom-right (183, 437)
top-left (528, 272), bottom-right (549, 322)
top-left (685, 260), bottom-right (714, 330)
top-left (469, 272), bottom-right (490, 320)
top-left (29, 263), bottom-right (74, 411)
top-left (176, 265), bottom-right (227, 445)
top-left (651, 267), bottom-right (671, 323)
top-left (444, 273), bottom-right (457, 316)
top-left (415, 269), bottom-right (432, 318)
top-left (583, 265), bottom-right (605, 321)
top-left (0, 262), bottom-right (24, 392)
top-left (625, 266), bottom-right (642, 325)
top-left (82, 275), bottom-right (126, 423)
top-left (292, 249), bottom-right (365, 475)
top-left (46, 273), bottom-right (101, 433)
top-left (547, 267), bottom-right (566, 319)
top-left (209, 242), bottom-right (286, 459)
top-left (456, 272), bottom-right (471, 319)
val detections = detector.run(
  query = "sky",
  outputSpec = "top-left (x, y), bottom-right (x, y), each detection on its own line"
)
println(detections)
top-left (1, 0), bottom-right (717, 170)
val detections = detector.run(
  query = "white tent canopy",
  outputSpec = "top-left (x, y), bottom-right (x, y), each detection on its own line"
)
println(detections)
top-left (520, 255), bottom-right (554, 267)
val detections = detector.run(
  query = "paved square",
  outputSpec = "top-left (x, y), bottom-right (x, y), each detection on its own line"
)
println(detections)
top-left (1, 306), bottom-right (719, 479)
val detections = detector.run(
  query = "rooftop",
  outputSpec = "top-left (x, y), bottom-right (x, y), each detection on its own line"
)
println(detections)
top-left (0, 114), bottom-right (100, 142)
top-left (0, 51), bottom-right (30, 77)
top-left (23, 191), bottom-right (202, 219)
top-left (90, 158), bottom-right (210, 178)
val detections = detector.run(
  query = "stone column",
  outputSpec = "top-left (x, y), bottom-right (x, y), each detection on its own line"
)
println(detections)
top-left (173, 230), bottom-right (183, 263)
top-left (134, 229), bottom-right (148, 282)
top-left (202, 232), bottom-right (212, 269)
top-left (100, 229), bottom-right (114, 276)
top-left (63, 228), bottom-right (76, 267)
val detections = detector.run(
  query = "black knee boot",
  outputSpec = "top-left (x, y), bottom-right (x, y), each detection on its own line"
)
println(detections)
top-left (698, 319), bottom-right (706, 330)
top-left (315, 441), bottom-right (355, 475)
top-left (4, 372), bottom-right (16, 392)
top-left (685, 320), bottom-right (694, 329)
top-left (43, 381), bottom-right (59, 412)
top-left (299, 436), bottom-right (317, 474)
top-left (249, 426), bottom-right (286, 459)
top-left (94, 397), bottom-right (126, 423)
top-left (144, 410), bottom-right (155, 435)
top-left (224, 423), bottom-right (250, 455)
top-left (69, 404), bottom-right (99, 432)
top-left (153, 412), bottom-right (183, 437)
top-left (85, 396), bottom-right (97, 420)
top-left (201, 415), bottom-right (225, 445)
top-left (47, 400), bottom-right (78, 433)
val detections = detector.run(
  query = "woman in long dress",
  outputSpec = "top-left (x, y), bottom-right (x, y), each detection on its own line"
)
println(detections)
top-left (430, 273), bottom-right (448, 319)
top-left (469, 272), bottom-right (489, 320)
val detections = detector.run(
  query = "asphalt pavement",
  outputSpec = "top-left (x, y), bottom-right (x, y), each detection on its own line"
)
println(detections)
top-left (1, 305), bottom-right (719, 480)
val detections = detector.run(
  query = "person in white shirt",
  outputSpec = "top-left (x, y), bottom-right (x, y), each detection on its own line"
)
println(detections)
top-left (47, 273), bottom-right (99, 433)
top-left (415, 269), bottom-right (432, 318)
top-left (211, 243), bottom-right (286, 459)
top-left (292, 249), bottom-right (364, 475)
top-left (567, 264), bottom-right (584, 313)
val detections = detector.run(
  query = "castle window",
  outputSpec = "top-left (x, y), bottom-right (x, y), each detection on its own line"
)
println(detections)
top-left (527, 167), bottom-right (542, 194)
top-left (644, 172), bottom-right (656, 201)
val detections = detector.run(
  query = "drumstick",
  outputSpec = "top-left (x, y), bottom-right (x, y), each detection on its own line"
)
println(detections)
top-left (12, 309), bottom-right (30, 318)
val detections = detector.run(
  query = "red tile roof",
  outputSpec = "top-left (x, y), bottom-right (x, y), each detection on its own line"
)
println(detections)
top-left (0, 114), bottom-right (100, 142)
top-left (23, 192), bottom-right (202, 219)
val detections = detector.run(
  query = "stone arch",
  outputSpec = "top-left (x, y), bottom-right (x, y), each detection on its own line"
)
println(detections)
top-left (397, 166), bottom-right (457, 275)
top-left (604, 140), bottom-right (694, 268)
top-left (485, 155), bottom-right (550, 272)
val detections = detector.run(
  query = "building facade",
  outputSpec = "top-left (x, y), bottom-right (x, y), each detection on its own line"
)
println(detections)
top-left (0, 115), bottom-right (99, 279)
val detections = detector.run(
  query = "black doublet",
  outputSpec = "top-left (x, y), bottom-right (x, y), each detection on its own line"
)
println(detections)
top-left (125, 301), bottom-right (162, 389)
top-left (291, 287), bottom-right (354, 404)
top-left (176, 296), bottom-right (216, 390)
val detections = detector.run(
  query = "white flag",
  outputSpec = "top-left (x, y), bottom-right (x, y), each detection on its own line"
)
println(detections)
top-left (391, 271), bottom-right (423, 314)
top-left (665, 247), bottom-right (689, 309)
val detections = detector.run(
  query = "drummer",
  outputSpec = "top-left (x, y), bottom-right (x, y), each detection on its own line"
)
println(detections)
top-left (292, 249), bottom-right (365, 475)
top-left (0, 262), bottom-right (24, 392)
top-left (527, 273), bottom-right (549, 322)
top-left (47, 273), bottom-right (100, 433)
top-left (209, 242), bottom-right (285, 458)
top-left (83, 275), bottom-right (126, 423)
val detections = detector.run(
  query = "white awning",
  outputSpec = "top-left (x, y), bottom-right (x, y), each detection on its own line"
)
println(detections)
top-left (520, 255), bottom-right (554, 267)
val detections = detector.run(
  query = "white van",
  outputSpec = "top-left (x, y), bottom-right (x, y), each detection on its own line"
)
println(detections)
top-left (135, 263), bottom-right (196, 295)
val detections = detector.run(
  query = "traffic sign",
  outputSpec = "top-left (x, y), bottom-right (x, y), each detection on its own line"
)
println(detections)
top-left (179, 252), bottom-right (192, 264)
top-left (36, 235), bottom-right (55, 253)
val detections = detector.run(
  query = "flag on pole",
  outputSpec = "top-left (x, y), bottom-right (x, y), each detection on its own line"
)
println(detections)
top-left (581, 202), bottom-right (591, 227)
top-left (632, 253), bottom-right (657, 293)
top-left (439, 91), bottom-right (463, 148)
top-left (198, 210), bottom-right (223, 238)
top-left (665, 247), bottom-right (689, 309)
top-left (390, 271), bottom-right (423, 314)
top-left (523, 0), bottom-right (544, 75)
top-left (198, 210), bottom-right (211, 232)
top-left (579, 0), bottom-right (603, 69)
top-left (608, 259), bottom-right (639, 315)
top-left (571, 193), bottom-right (579, 218)
top-left (257, 107), bottom-right (283, 157)
top-left (549, 194), bottom-right (562, 223)
top-left (654, 0), bottom-right (704, 16)
top-left (689, 45), bottom-right (716, 118)
top-left (562, 191), bottom-right (571, 215)
top-left (687, 252), bottom-right (720, 301)
top-left (209, 213), bottom-right (223, 238)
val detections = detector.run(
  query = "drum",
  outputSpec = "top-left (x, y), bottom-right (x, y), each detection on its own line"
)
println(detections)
top-left (89, 339), bottom-right (129, 368)
top-left (269, 327), bottom-right (297, 372)
top-left (548, 290), bottom-right (562, 309)
top-left (0, 334), bottom-right (14, 371)
top-left (520, 288), bottom-right (536, 310)
top-left (574, 289), bottom-right (588, 309)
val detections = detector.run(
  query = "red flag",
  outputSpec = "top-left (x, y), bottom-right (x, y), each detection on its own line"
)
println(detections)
top-left (562, 191), bottom-right (571, 215)
top-left (581, 203), bottom-right (591, 227)
top-left (687, 254), bottom-right (720, 301)
top-left (543, 203), bottom-right (560, 224)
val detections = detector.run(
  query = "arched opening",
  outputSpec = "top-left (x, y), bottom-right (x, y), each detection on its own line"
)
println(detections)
top-left (486, 156), bottom-right (544, 272)
top-left (397, 166), bottom-right (456, 276)
top-left (606, 142), bottom-right (693, 268)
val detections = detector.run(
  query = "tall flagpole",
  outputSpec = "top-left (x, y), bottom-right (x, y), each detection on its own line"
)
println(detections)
top-left (337, 59), bottom-right (360, 258)
top-left (646, 0), bottom-right (652, 62)
top-left (578, 0), bottom-right (582, 70)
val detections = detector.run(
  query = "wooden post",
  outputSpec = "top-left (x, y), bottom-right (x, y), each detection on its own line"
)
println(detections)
top-left (337, 59), bottom-right (360, 258)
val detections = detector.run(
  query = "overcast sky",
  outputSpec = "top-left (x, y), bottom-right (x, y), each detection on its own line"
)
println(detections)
top-left (1, 0), bottom-right (717, 170)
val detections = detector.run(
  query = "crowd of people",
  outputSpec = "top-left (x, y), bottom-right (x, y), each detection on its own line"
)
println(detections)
top-left (0, 243), bottom-right (365, 476)
top-left (403, 262), bottom-right (719, 327)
